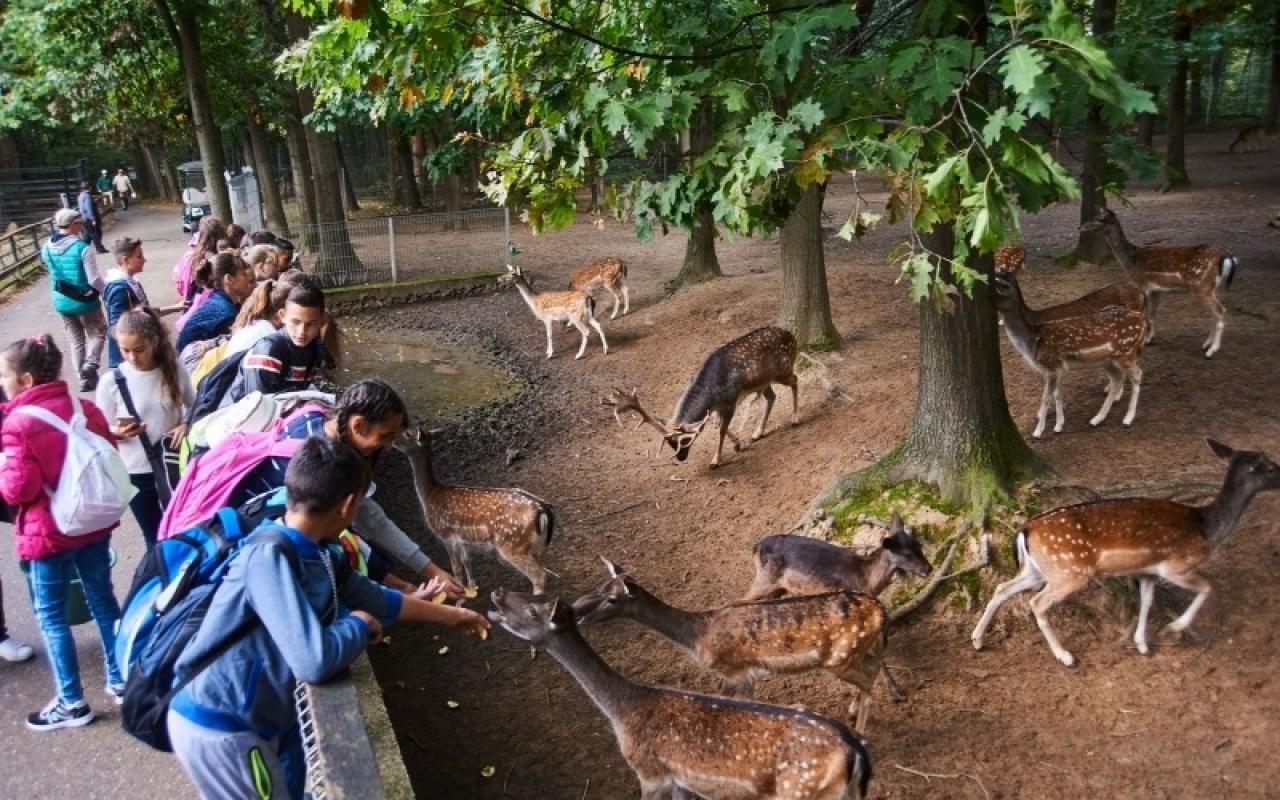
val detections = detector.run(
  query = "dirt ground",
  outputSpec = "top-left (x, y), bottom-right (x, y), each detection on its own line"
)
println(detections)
top-left (354, 129), bottom-right (1280, 799)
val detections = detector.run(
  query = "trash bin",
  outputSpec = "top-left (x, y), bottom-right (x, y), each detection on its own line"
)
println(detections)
top-left (19, 548), bottom-right (117, 626)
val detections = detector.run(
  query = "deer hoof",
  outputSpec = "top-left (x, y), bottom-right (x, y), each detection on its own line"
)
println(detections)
top-left (708, 461), bottom-right (722, 470)
top-left (1055, 651), bottom-right (1077, 668)
top-left (971, 636), bottom-right (984, 652)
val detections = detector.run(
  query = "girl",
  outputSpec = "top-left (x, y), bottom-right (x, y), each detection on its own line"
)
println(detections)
top-left (172, 216), bottom-right (227, 302)
top-left (0, 335), bottom-right (124, 730)
top-left (175, 252), bottom-right (256, 353)
top-left (96, 309), bottom-right (195, 549)
top-left (103, 237), bottom-right (185, 367)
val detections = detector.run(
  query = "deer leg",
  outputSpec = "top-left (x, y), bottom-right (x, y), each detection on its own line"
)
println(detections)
top-left (606, 286), bottom-right (622, 318)
top-left (1051, 372), bottom-right (1068, 434)
top-left (1158, 569), bottom-right (1212, 636)
top-left (1032, 375), bottom-right (1054, 439)
top-left (784, 373), bottom-right (800, 426)
top-left (879, 663), bottom-right (906, 702)
top-left (1133, 576), bottom-right (1156, 655)
top-left (587, 314), bottom-right (608, 355)
top-left (972, 564), bottom-right (1046, 650)
top-left (1202, 292), bottom-right (1226, 357)
top-left (1144, 291), bottom-right (1161, 343)
top-left (570, 318), bottom-right (592, 359)
top-left (445, 538), bottom-right (475, 590)
top-left (620, 282), bottom-right (630, 315)
top-left (542, 319), bottom-right (556, 359)
top-left (711, 408), bottom-right (740, 467)
top-left (1028, 577), bottom-right (1089, 667)
top-left (503, 551), bottom-right (550, 594)
top-left (750, 386), bottom-right (776, 441)
top-left (1089, 363), bottom-right (1125, 427)
top-left (1121, 361), bottom-right (1142, 426)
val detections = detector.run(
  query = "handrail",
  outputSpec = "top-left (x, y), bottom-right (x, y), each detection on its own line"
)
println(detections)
top-left (0, 217), bottom-right (52, 288)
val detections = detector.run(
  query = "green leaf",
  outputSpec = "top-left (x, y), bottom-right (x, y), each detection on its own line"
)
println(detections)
top-left (1001, 45), bottom-right (1045, 97)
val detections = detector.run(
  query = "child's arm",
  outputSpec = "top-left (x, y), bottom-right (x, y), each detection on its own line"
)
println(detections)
top-left (396, 594), bottom-right (490, 638)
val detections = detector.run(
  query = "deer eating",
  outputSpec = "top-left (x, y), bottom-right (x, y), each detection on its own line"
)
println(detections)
top-left (972, 439), bottom-right (1280, 667)
top-left (602, 326), bottom-right (799, 468)
top-left (489, 589), bottom-right (873, 800)
top-left (568, 256), bottom-right (630, 319)
top-left (500, 264), bottom-right (608, 359)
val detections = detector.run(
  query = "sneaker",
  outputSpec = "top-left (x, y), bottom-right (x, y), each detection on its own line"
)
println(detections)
top-left (0, 637), bottom-right (34, 662)
top-left (105, 682), bottom-right (125, 706)
top-left (26, 698), bottom-right (94, 731)
top-left (78, 366), bottom-right (99, 392)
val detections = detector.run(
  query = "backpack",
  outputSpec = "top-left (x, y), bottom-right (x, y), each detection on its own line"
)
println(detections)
top-left (186, 349), bottom-right (249, 427)
top-left (13, 395), bottom-right (136, 536)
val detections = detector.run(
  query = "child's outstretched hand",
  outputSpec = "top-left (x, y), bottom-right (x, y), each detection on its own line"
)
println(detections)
top-left (422, 563), bottom-right (466, 600)
top-left (351, 610), bottom-right (384, 645)
top-left (448, 607), bottom-right (491, 640)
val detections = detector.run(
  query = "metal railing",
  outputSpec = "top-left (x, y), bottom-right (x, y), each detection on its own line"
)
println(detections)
top-left (0, 218), bottom-right (54, 290)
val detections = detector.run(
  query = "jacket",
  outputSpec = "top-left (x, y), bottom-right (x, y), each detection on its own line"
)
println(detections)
top-left (43, 233), bottom-right (102, 316)
top-left (0, 380), bottom-right (118, 560)
top-left (171, 525), bottom-right (400, 738)
top-left (103, 269), bottom-right (146, 366)
top-left (227, 330), bottom-right (332, 404)
top-left (176, 289), bottom-right (239, 353)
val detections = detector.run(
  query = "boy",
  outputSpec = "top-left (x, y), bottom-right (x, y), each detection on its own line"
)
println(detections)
top-left (167, 437), bottom-right (488, 799)
top-left (227, 282), bottom-right (332, 403)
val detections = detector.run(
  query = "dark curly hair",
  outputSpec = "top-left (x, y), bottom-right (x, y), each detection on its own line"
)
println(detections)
top-left (334, 379), bottom-right (408, 440)
top-left (3, 334), bottom-right (63, 386)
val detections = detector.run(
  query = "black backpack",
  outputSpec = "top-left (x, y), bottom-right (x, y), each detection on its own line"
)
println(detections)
top-left (186, 349), bottom-right (248, 427)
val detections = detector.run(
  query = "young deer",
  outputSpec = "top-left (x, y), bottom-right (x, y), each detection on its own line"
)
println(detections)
top-left (972, 439), bottom-right (1280, 667)
top-left (602, 326), bottom-right (798, 468)
top-left (568, 256), bottom-right (629, 319)
top-left (490, 590), bottom-right (872, 800)
top-left (1080, 208), bottom-right (1238, 357)
top-left (996, 272), bottom-right (1147, 438)
top-left (394, 426), bottom-right (555, 593)
top-left (573, 560), bottom-right (889, 733)
top-left (500, 264), bottom-right (608, 359)
top-left (1228, 124), bottom-right (1266, 153)
top-left (994, 243), bottom-right (1147, 324)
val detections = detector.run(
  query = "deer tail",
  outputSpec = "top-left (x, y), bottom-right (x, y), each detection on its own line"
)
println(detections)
top-left (619, 259), bottom-right (627, 277)
top-left (537, 505), bottom-right (555, 547)
top-left (1218, 255), bottom-right (1238, 290)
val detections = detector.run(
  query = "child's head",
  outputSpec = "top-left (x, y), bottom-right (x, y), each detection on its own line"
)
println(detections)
top-left (1, 335), bottom-right (62, 400)
top-left (196, 252), bottom-right (255, 301)
top-left (273, 238), bottom-right (296, 272)
top-left (233, 272), bottom-right (306, 332)
top-left (280, 283), bottom-right (326, 349)
top-left (284, 437), bottom-right (372, 534)
top-left (247, 229), bottom-right (277, 248)
top-left (112, 237), bottom-right (145, 273)
top-left (225, 223), bottom-right (247, 250)
top-left (113, 309), bottom-right (183, 406)
top-left (215, 237), bottom-right (235, 253)
top-left (245, 244), bottom-right (281, 281)
top-left (334, 379), bottom-right (408, 459)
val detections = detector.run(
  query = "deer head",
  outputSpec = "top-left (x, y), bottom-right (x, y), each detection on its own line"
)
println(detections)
top-left (393, 425), bottom-right (446, 457)
top-left (602, 387), bottom-right (708, 461)
top-left (571, 557), bottom-right (638, 623)
top-left (488, 588), bottom-right (568, 645)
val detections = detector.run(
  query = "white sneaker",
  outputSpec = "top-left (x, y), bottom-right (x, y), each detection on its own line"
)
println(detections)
top-left (105, 682), bottom-right (125, 706)
top-left (0, 638), bottom-right (34, 662)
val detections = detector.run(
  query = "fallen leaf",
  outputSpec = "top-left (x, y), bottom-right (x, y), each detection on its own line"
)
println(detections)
top-left (481, 766), bottom-right (496, 778)
top-left (447, 700), bottom-right (460, 708)
top-left (477, 626), bottom-right (489, 641)
top-left (438, 646), bottom-right (450, 655)
top-left (464, 585), bottom-right (480, 599)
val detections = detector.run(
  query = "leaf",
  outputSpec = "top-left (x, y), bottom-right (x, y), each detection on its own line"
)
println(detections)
top-left (447, 700), bottom-right (460, 708)
top-left (1001, 45), bottom-right (1045, 97)
top-left (438, 646), bottom-right (450, 655)
top-left (789, 99), bottom-right (825, 132)
top-left (481, 766), bottom-right (496, 778)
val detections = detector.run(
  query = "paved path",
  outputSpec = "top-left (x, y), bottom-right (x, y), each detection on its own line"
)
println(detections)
top-left (0, 205), bottom-right (197, 798)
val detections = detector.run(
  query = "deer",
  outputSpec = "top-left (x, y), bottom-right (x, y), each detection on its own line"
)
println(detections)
top-left (972, 439), bottom-right (1280, 667)
top-left (602, 326), bottom-right (799, 468)
top-left (573, 559), bottom-right (889, 733)
top-left (499, 264), bottom-right (608, 359)
top-left (994, 243), bottom-right (1147, 324)
top-left (394, 426), bottom-right (555, 593)
top-left (490, 589), bottom-right (873, 800)
top-left (1228, 124), bottom-right (1267, 153)
top-left (1079, 208), bottom-right (1238, 357)
top-left (995, 272), bottom-right (1148, 438)
top-left (568, 256), bottom-right (629, 319)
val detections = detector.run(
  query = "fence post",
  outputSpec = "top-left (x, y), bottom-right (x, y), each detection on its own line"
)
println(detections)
top-left (388, 217), bottom-right (398, 284)
top-left (503, 206), bottom-right (510, 266)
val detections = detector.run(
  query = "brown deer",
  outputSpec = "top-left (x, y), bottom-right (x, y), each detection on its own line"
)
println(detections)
top-left (490, 589), bottom-right (872, 800)
top-left (1080, 208), bottom-right (1238, 357)
top-left (602, 326), bottom-right (798, 468)
top-left (972, 439), bottom-right (1280, 667)
top-left (394, 426), bottom-right (554, 592)
top-left (995, 272), bottom-right (1147, 438)
top-left (568, 256), bottom-right (629, 319)
top-left (573, 560), bottom-right (889, 733)
top-left (1228, 124), bottom-right (1266, 153)
top-left (994, 243), bottom-right (1147, 324)
top-left (500, 264), bottom-right (608, 359)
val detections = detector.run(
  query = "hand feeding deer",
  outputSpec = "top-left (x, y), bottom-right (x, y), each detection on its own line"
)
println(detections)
top-left (995, 272), bottom-right (1147, 438)
top-left (1080, 208), bottom-right (1237, 357)
top-left (573, 559), bottom-right (889, 733)
top-left (972, 439), bottom-right (1280, 667)
top-left (603, 326), bottom-right (798, 468)
top-left (568, 256), bottom-right (630, 319)
top-left (500, 264), bottom-right (608, 359)
top-left (994, 243), bottom-right (1147, 324)
top-left (394, 426), bottom-right (554, 593)
top-left (490, 589), bottom-right (872, 800)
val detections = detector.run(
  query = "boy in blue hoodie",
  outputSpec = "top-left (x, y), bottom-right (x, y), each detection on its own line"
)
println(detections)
top-left (166, 437), bottom-right (489, 799)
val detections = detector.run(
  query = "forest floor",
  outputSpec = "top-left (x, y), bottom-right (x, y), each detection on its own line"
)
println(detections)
top-left (353, 129), bottom-right (1280, 799)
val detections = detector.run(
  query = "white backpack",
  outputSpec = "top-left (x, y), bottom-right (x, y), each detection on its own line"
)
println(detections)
top-left (14, 395), bottom-right (136, 536)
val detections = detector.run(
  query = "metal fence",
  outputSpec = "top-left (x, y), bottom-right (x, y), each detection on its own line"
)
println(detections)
top-left (0, 218), bottom-right (54, 292)
top-left (298, 207), bottom-right (510, 288)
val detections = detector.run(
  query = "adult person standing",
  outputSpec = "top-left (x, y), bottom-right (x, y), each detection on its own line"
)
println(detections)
top-left (95, 170), bottom-right (112, 206)
top-left (42, 209), bottom-right (107, 392)
top-left (76, 182), bottom-right (108, 255)
top-left (112, 169), bottom-right (134, 211)
top-left (102, 238), bottom-right (185, 368)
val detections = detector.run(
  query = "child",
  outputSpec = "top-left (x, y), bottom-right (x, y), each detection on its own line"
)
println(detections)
top-left (166, 437), bottom-right (488, 799)
top-left (96, 309), bottom-right (195, 549)
top-left (245, 244), bottom-right (282, 282)
top-left (103, 237), bottom-right (186, 367)
top-left (225, 282), bottom-right (332, 403)
top-left (225, 271), bottom-right (307, 358)
top-left (175, 253), bottom-right (257, 353)
top-left (0, 335), bottom-right (124, 729)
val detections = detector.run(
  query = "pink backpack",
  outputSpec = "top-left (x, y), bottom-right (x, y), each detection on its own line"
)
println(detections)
top-left (172, 248), bottom-right (198, 298)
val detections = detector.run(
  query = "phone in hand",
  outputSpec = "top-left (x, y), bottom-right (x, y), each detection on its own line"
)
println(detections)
top-left (117, 416), bottom-right (139, 428)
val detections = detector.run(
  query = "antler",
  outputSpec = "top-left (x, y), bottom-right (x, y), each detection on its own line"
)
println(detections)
top-left (602, 387), bottom-right (670, 435)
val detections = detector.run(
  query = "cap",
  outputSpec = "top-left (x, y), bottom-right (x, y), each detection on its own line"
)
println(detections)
top-left (101, 169), bottom-right (108, 175)
top-left (54, 208), bottom-right (82, 229)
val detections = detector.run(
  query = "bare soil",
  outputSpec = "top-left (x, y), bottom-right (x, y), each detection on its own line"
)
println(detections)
top-left (357, 129), bottom-right (1280, 799)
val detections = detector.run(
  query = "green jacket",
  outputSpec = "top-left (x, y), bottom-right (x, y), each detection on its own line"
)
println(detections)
top-left (43, 234), bottom-right (99, 316)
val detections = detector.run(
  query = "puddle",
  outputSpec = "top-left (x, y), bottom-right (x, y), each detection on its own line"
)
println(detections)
top-left (337, 329), bottom-right (523, 419)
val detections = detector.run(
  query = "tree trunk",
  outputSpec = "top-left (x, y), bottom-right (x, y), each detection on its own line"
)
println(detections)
top-left (1163, 15), bottom-right (1193, 190)
top-left (137, 142), bottom-right (166, 201)
top-left (673, 99), bottom-right (723, 288)
top-left (335, 136), bottom-right (360, 213)
top-left (157, 142), bottom-right (181, 201)
top-left (300, 101), bottom-right (360, 278)
top-left (410, 132), bottom-right (430, 199)
top-left (1189, 62), bottom-right (1204, 124)
top-left (1267, 9), bottom-right (1280, 133)
top-left (284, 90), bottom-right (318, 238)
top-left (1137, 85), bottom-right (1158, 147)
top-left (1076, 0), bottom-right (1115, 264)
top-left (248, 103), bottom-right (289, 233)
top-left (389, 125), bottom-right (420, 209)
top-left (778, 183), bottom-right (838, 350)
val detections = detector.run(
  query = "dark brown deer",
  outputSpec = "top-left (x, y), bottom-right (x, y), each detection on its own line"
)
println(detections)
top-left (996, 272), bottom-right (1147, 438)
top-left (1228, 124), bottom-right (1266, 153)
top-left (994, 243), bottom-right (1147, 324)
top-left (568, 256), bottom-right (629, 319)
top-left (972, 439), bottom-right (1280, 667)
top-left (490, 589), bottom-right (872, 800)
top-left (1080, 208), bottom-right (1238, 357)
top-left (573, 560), bottom-right (889, 733)
top-left (603, 326), bottom-right (798, 468)
top-left (394, 426), bottom-right (555, 592)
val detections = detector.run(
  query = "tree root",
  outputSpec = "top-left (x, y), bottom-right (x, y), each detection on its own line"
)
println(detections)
top-left (891, 524), bottom-right (991, 623)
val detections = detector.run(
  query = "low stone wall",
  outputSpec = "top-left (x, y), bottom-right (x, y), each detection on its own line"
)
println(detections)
top-left (324, 271), bottom-right (504, 315)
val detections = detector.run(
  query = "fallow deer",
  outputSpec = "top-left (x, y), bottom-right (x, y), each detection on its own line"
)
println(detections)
top-left (1228, 124), bottom-right (1266, 153)
top-left (1080, 208), bottom-right (1238, 357)
top-left (568, 256), bottom-right (629, 319)
top-left (490, 589), bottom-right (873, 800)
top-left (994, 243), bottom-right (1147, 324)
top-left (500, 264), bottom-right (608, 359)
top-left (573, 560), bottom-right (889, 733)
top-left (394, 426), bottom-right (555, 593)
top-left (995, 272), bottom-right (1147, 438)
top-left (972, 439), bottom-right (1280, 667)
top-left (602, 326), bottom-right (799, 468)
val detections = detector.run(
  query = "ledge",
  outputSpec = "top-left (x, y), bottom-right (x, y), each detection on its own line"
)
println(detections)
top-left (323, 271), bottom-right (504, 314)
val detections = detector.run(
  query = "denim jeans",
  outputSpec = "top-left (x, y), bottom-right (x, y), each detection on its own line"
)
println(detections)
top-left (129, 473), bottom-right (162, 551)
top-left (28, 538), bottom-right (122, 704)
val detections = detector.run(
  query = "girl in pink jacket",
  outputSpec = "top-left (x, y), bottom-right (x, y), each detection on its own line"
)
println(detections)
top-left (0, 334), bottom-right (125, 731)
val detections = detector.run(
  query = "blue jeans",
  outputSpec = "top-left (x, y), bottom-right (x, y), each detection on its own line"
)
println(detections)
top-left (28, 538), bottom-right (123, 705)
top-left (129, 473), bottom-right (163, 551)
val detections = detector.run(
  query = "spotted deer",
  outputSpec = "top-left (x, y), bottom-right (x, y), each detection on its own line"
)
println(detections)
top-left (994, 243), bottom-right (1147, 324)
top-left (1228, 124), bottom-right (1267, 153)
top-left (573, 559), bottom-right (889, 733)
top-left (996, 272), bottom-right (1147, 438)
top-left (1080, 208), bottom-right (1237, 357)
top-left (490, 589), bottom-right (872, 800)
top-left (602, 326), bottom-right (798, 468)
top-left (500, 264), bottom-right (608, 359)
top-left (394, 426), bottom-right (554, 592)
top-left (973, 440), bottom-right (1280, 667)
top-left (568, 256), bottom-right (629, 319)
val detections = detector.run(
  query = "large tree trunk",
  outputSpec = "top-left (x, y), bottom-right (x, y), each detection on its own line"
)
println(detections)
top-left (300, 104), bottom-right (360, 278)
top-left (157, 142), bottom-right (181, 201)
top-left (389, 125), bottom-right (421, 209)
top-left (1267, 9), bottom-right (1280, 133)
top-left (410, 132), bottom-right (430, 198)
top-left (1163, 14), bottom-right (1193, 190)
top-left (247, 103), bottom-right (289, 233)
top-left (335, 136), bottom-right (360, 213)
top-left (137, 142), bottom-right (168, 201)
top-left (1189, 62), bottom-right (1204, 124)
top-left (284, 97), bottom-right (318, 237)
top-left (778, 183), bottom-right (838, 350)
top-left (1076, 0), bottom-right (1116, 264)
top-left (673, 100), bottom-right (723, 287)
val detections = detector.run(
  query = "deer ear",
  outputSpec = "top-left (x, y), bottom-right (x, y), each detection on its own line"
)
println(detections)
top-left (1207, 438), bottom-right (1234, 460)
top-left (600, 556), bottom-right (624, 577)
top-left (889, 511), bottom-right (904, 531)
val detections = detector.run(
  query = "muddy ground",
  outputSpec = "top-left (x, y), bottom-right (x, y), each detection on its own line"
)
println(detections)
top-left (353, 129), bottom-right (1280, 799)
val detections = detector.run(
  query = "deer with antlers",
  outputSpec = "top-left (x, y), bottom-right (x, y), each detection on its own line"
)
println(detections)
top-left (568, 256), bottom-right (629, 319)
top-left (995, 272), bottom-right (1148, 438)
top-left (490, 589), bottom-right (872, 800)
top-left (603, 326), bottom-right (798, 468)
top-left (394, 426), bottom-right (555, 592)
top-left (500, 264), bottom-right (608, 359)
top-left (1080, 208), bottom-right (1238, 357)
top-left (972, 439), bottom-right (1280, 667)
top-left (994, 243), bottom-right (1147, 324)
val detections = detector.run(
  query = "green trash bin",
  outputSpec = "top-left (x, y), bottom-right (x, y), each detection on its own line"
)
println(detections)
top-left (19, 548), bottom-right (118, 627)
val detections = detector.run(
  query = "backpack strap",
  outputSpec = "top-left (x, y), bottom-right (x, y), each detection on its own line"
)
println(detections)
top-left (112, 369), bottom-right (163, 463)
top-left (12, 403), bottom-right (71, 433)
